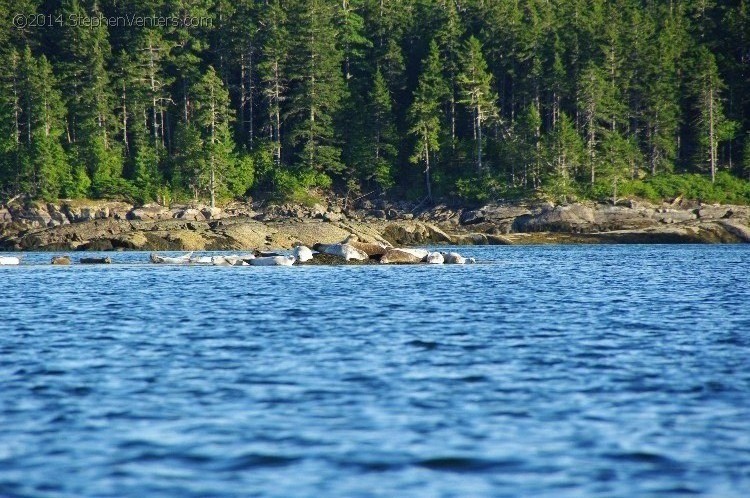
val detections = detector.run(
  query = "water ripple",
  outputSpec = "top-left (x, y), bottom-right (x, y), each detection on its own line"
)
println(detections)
top-left (1, 245), bottom-right (749, 497)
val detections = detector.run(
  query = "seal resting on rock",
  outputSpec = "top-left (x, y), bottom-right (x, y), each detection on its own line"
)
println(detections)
top-left (150, 252), bottom-right (193, 264)
top-left (80, 257), bottom-right (111, 264)
top-left (313, 243), bottom-right (368, 261)
top-left (441, 252), bottom-right (466, 264)
top-left (292, 245), bottom-right (314, 262)
top-left (379, 248), bottom-right (424, 264)
top-left (190, 255), bottom-right (214, 264)
top-left (341, 235), bottom-right (389, 257)
top-left (397, 248), bottom-right (429, 261)
top-left (51, 255), bottom-right (71, 265)
top-left (250, 255), bottom-right (296, 266)
top-left (211, 255), bottom-right (248, 266)
top-left (425, 252), bottom-right (444, 264)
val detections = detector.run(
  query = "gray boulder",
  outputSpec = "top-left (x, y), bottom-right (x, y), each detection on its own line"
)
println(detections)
top-left (514, 204), bottom-right (595, 232)
top-left (127, 204), bottom-right (170, 221)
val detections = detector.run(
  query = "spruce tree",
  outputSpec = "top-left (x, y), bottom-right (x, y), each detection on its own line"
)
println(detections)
top-left (56, 0), bottom-right (121, 196)
top-left (337, 0), bottom-right (371, 84)
top-left (435, 0), bottom-right (464, 148)
top-left (0, 49), bottom-right (21, 194)
top-left (24, 51), bottom-right (70, 200)
top-left (598, 130), bottom-right (642, 204)
top-left (578, 62), bottom-right (609, 184)
top-left (691, 46), bottom-right (737, 182)
top-left (257, 0), bottom-right (289, 168)
top-left (408, 41), bottom-right (448, 201)
top-left (543, 112), bottom-right (584, 202)
top-left (642, 4), bottom-right (686, 176)
top-left (457, 36), bottom-right (499, 172)
top-left (228, 0), bottom-right (259, 150)
top-left (286, 0), bottom-right (346, 177)
top-left (362, 69), bottom-right (398, 190)
top-left (191, 67), bottom-right (241, 207)
top-left (513, 104), bottom-right (543, 188)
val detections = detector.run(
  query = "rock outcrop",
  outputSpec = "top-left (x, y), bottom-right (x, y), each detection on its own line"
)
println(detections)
top-left (1, 197), bottom-right (748, 251)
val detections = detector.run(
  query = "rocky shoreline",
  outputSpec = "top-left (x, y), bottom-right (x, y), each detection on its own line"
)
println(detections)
top-left (1, 197), bottom-right (749, 251)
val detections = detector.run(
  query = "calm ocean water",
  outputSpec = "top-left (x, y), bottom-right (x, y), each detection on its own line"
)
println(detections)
top-left (1, 245), bottom-right (749, 497)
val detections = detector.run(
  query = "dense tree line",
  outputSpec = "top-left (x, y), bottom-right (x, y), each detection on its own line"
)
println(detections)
top-left (1, 0), bottom-right (749, 206)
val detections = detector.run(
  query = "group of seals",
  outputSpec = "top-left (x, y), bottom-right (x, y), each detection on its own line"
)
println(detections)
top-left (8, 234), bottom-right (475, 267)
top-left (149, 251), bottom-right (301, 267)
top-left (312, 235), bottom-right (475, 265)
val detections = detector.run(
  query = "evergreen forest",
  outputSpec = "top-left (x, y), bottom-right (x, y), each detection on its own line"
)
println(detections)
top-left (2, 0), bottom-right (750, 206)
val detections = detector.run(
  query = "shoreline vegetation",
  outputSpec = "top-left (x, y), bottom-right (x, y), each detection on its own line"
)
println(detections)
top-left (2, 1), bottom-right (750, 220)
top-left (1, 197), bottom-right (748, 252)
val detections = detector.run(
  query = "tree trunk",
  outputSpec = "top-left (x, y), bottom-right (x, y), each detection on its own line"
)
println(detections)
top-left (239, 53), bottom-right (246, 143)
top-left (450, 92), bottom-right (456, 150)
top-left (149, 40), bottom-right (159, 145)
top-left (210, 158), bottom-right (216, 208)
top-left (424, 130), bottom-right (432, 201)
top-left (709, 87), bottom-right (716, 183)
top-left (612, 176), bottom-right (618, 205)
top-left (273, 61), bottom-right (282, 166)
top-left (121, 82), bottom-right (130, 156)
top-left (210, 86), bottom-right (216, 208)
top-left (477, 114), bottom-right (483, 172)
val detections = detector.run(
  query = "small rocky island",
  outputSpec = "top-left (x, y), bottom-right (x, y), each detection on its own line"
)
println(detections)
top-left (1, 197), bottom-right (749, 253)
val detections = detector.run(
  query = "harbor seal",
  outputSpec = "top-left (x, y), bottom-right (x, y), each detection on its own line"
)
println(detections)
top-left (211, 255), bottom-right (248, 266)
top-left (379, 248), bottom-right (423, 264)
top-left (249, 255), bottom-right (296, 266)
top-left (292, 245), bottom-right (314, 262)
top-left (396, 248), bottom-right (429, 261)
top-left (341, 235), bottom-right (389, 257)
top-left (441, 252), bottom-right (466, 264)
top-left (312, 243), bottom-right (368, 261)
top-left (150, 252), bottom-right (193, 264)
top-left (425, 252), bottom-right (444, 264)
top-left (80, 257), bottom-right (111, 264)
top-left (51, 255), bottom-right (71, 265)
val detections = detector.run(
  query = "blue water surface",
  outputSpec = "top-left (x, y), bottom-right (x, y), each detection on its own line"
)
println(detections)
top-left (1, 245), bottom-right (749, 497)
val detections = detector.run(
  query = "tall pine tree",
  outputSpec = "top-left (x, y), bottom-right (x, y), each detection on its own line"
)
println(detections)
top-left (286, 0), bottom-right (346, 178)
top-left (408, 41), bottom-right (448, 201)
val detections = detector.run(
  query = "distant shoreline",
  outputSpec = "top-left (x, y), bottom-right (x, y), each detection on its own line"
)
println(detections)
top-left (1, 199), bottom-right (749, 252)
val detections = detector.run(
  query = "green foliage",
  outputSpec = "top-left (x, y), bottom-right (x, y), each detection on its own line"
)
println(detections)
top-left (286, 0), bottom-right (346, 175)
top-left (132, 142), bottom-right (162, 203)
top-left (226, 153), bottom-right (254, 198)
top-left (348, 69), bottom-right (397, 191)
top-left (454, 170), bottom-right (530, 204)
top-left (589, 131), bottom-right (643, 203)
top-left (457, 36), bottom-right (499, 171)
top-left (1, 0), bottom-right (750, 206)
top-left (189, 66), bottom-right (241, 206)
top-left (64, 164), bottom-right (92, 199)
top-left (408, 40), bottom-right (448, 200)
top-left (619, 172), bottom-right (750, 204)
top-left (542, 113), bottom-right (584, 203)
top-left (271, 168), bottom-right (330, 206)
